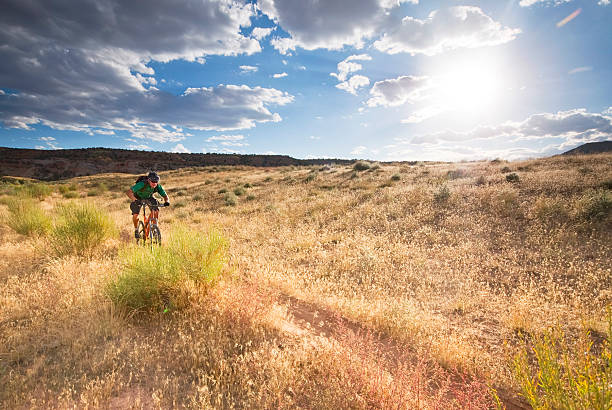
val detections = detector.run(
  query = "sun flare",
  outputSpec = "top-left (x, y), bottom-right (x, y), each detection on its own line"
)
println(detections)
top-left (434, 58), bottom-right (503, 114)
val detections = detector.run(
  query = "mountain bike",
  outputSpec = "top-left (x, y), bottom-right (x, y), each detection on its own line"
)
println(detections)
top-left (136, 200), bottom-right (168, 247)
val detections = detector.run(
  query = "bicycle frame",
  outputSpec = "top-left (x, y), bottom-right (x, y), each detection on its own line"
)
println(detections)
top-left (137, 200), bottom-right (167, 245)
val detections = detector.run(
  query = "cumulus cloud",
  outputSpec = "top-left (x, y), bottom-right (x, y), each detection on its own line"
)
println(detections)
top-left (331, 54), bottom-right (372, 82)
top-left (366, 75), bottom-right (432, 107)
top-left (273, 72), bottom-right (288, 78)
top-left (410, 109), bottom-right (612, 146)
top-left (373, 6), bottom-right (520, 56)
top-left (171, 143), bottom-right (191, 153)
top-left (251, 27), bottom-right (274, 39)
top-left (1, 84), bottom-right (293, 141)
top-left (351, 145), bottom-right (367, 155)
top-left (0, 0), bottom-right (294, 140)
top-left (260, 0), bottom-right (416, 53)
top-left (207, 134), bottom-right (245, 142)
top-left (240, 65), bottom-right (259, 73)
top-left (336, 75), bottom-right (371, 95)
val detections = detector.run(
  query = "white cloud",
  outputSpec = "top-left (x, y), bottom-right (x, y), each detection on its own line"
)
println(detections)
top-left (260, 0), bottom-right (417, 53)
top-left (0, 0), bottom-right (275, 138)
top-left (94, 129), bottom-right (115, 135)
top-left (401, 105), bottom-right (445, 124)
top-left (330, 54), bottom-right (372, 82)
top-left (367, 75), bottom-right (432, 107)
top-left (599, 0), bottom-right (610, 5)
top-left (40, 136), bottom-right (56, 141)
top-left (374, 6), bottom-right (520, 56)
top-left (351, 145), bottom-right (367, 155)
top-left (171, 143), bottom-right (191, 153)
top-left (252, 27), bottom-right (274, 40)
top-left (2, 85), bottom-right (294, 141)
top-left (240, 65), bottom-right (259, 73)
top-left (221, 141), bottom-right (249, 147)
top-left (207, 135), bottom-right (245, 142)
top-left (336, 75), bottom-right (371, 95)
top-left (127, 144), bottom-right (151, 151)
top-left (568, 66), bottom-right (592, 74)
top-left (410, 108), bottom-right (612, 146)
top-left (273, 72), bottom-right (288, 78)
top-left (309, 135), bottom-right (321, 140)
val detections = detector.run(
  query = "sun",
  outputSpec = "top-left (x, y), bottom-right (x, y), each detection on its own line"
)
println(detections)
top-left (433, 57), bottom-right (503, 115)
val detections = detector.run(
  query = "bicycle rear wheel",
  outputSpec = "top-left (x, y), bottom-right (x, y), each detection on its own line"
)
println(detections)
top-left (150, 225), bottom-right (161, 247)
top-left (137, 221), bottom-right (145, 245)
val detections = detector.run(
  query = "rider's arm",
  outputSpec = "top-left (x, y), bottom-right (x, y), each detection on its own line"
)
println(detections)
top-left (126, 189), bottom-right (138, 202)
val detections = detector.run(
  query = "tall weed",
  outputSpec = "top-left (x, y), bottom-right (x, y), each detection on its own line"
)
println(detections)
top-left (107, 225), bottom-right (229, 312)
top-left (513, 314), bottom-right (612, 409)
top-left (5, 197), bottom-right (52, 236)
top-left (51, 201), bottom-right (117, 257)
top-left (15, 183), bottom-right (53, 199)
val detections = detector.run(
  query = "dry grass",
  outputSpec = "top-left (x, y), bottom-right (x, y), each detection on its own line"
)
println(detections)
top-left (1, 154), bottom-right (610, 408)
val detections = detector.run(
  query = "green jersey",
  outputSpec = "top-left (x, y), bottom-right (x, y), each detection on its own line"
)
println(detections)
top-left (131, 181), bottom-right (167, 200)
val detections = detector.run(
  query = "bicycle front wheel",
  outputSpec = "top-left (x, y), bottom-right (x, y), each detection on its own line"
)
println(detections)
top-left (137, 221), bottom-right (145, 245)
top-left (150, 225), bottom-right (161, 247)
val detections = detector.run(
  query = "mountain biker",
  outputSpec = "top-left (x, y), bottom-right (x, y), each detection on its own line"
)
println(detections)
top-left (125, 171), bottom-right (170, 239)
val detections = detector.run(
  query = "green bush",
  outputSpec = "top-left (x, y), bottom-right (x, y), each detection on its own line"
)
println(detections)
top-left (224, 192), bottom-right (237, 206)
top-left (391, 173), bottom-right (401, 181)
top-left (246, 194), bottom-right (256, 201)
top-left (577, 189), bottom-right (612, 222)
top-left (434, 185), bottom-right (451, 204)
top-left (5, 198), bottom-right (52, 236)
top-left (233, 187), bottom-right (246, 196)
top-left (353, 161), bottom-right (371, 171)
top-left (63, 191), bottom-right (79, 199)
top-left (501, 166), bottom-right (512, 173)
top-left (106, 225), bottom-right (229, 312)
top-left (506, 173), bottom-right (520, 183)
top-left (16, 183), bottom-right (53, 199)
top-left (513, 314), bottom-right (612, 410)
top-left (51, 201), bottom-right (117, 257)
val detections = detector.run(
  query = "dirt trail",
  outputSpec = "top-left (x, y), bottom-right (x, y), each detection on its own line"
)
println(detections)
top-left (277, 293), bottom-right (530, 410)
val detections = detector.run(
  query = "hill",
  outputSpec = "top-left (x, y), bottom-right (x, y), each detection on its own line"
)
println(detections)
top-left (1, 153), bottom-right (611, 408)
top-left (561, 140), bottom-right (612, 155)
top-left (0, 147), bottom-right (353, 180)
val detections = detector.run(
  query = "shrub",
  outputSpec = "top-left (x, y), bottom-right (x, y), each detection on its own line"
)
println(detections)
top-left (225, 192), bottom-right (237, 206)
top-left (246, 194), bottom-right (256, 201)
top-left (501, 166), bottom-right (512, 173)
top-left (506, 173), bottom-right (520, 183)
top-left (447, 169), bottom-right (468, 180)
top-left (174, 200), bottom-right (186, 208)
top-left (96, 182), bottom-right (109, 192)
top-left (531, 197), bottom-right (569, 223)
top-left (304, 173), bottom-right (317, 183)
top-left (192, 194), bottom-right (203, 201)
top-left (51, 201), bottom-right (117, 257)
top-left (5, 198), bottom-right (52, 236)
top-left (63, 191), bottom-right (79, 199)
top-left (577, 189), bottom-right (612, 222)
top-left (233, 187), bottom-right (246, 196)
top-left (391, 174), bottom-right (401, 181)
top-left (434, 185), bottom-right (451, 204)
top-left (353, 161), bottom-right (371, 171)
top-left (218, 188), bottom-right (227, 194)
top-left (244, 183), bottom-right (252, 188)
top-left (475, 176), bottom-right (487, 186)
top-left (106, 225), bottom-right (229, 312)
top-left (58, 185), bottom-right (70, 194)
top-left (16, 183), bottom-right (53, 199)
top-left (513, 314), bottom-right (612, 410)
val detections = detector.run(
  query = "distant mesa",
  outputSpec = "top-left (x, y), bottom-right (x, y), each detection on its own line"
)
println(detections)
top-left (561, 141), bottom-right (612, 156)
top-left (0, 147), bottom-right (353, 181)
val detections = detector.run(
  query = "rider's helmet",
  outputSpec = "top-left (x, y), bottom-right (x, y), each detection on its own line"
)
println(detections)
top-left (147, 171), bottom-right (160, 183)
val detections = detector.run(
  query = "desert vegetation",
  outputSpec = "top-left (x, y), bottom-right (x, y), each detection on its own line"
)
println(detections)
top-left (0, 154), bottom-right (610, 408)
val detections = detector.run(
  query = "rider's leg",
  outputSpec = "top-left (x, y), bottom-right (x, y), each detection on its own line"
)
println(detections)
top-left (132, 213), bottom-right (139, 229)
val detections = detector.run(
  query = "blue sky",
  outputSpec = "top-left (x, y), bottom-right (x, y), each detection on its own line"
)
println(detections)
top-left (0, 0), bottom-right (610, 161)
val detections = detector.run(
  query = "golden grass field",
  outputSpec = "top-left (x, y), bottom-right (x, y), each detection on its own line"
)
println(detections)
top-left (1, 154), bottom-right (611, 409)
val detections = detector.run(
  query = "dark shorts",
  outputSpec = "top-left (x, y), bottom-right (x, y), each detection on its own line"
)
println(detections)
top-left (130, 198), bottom-right (160, 215)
